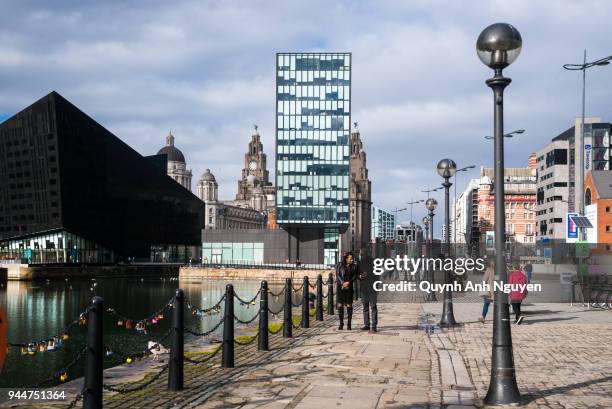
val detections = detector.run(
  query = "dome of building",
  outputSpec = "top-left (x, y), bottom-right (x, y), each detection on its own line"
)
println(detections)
top-left (157, 131), bottom-right (186, 163)
top-left (200, 168), bottom-right (216, 182)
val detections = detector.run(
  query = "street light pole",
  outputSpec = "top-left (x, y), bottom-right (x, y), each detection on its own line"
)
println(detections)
top-left (425, 199), bottom-right (438, 301)
top-left (477, 22), bottom-right (523, 405)
top-left (563, 51), bottom-right (612, 235)
top-left (437, 159), bottom-right (458, 327)
top-left (392, 207), bottom-right (407, 241)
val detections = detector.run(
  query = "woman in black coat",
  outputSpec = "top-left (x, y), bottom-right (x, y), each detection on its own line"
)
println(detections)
top-left (336, 252), bottom-right (359, 330)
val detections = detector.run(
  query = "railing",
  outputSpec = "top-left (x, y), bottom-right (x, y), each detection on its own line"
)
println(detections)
top-left (571, 274), bottom-right (612, 309)
top-left (8, 273), bottom-right (341, 409)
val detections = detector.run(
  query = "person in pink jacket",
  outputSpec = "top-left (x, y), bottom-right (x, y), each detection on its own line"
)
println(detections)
top-left (508, 263), bottom-right (528, 325)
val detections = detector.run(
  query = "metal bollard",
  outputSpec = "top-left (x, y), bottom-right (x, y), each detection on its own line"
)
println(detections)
top-left (84, 296), bottom-right (103, 409)
top-left (222, 284), bottom-right (235, 368)
top-left (301, 276), bottom-right (309, 328)
top-left (283, 278), bottom-right (292, 338)
top-left (258, 280), bottom-right (269, 351)
top-left (316, 274), bottom-right (324, 321)
top-left (327, 273), bottom-right (334, 315)
top-left (168, 289), bottom-right (184, 391)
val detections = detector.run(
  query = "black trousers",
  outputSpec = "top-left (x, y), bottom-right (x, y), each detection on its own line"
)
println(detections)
top-left (511, 302), bottom-right (522, 319)
top-left (361, 291), bottom-right (378, 328)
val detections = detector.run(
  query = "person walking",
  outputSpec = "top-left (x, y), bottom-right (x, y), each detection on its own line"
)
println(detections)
top-left (508, 263), bottom-right (528, 325)
top-left (336, 252), bottom-right (358, 330)
top-left (524, 262), bottom-right (533, 283)
top-left (479, 259), bottom-right (495, 324)
top-left (358, 247), bottom-right (378, 333)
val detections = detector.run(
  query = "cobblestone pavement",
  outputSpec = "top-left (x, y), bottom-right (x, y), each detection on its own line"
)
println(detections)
top-left (196, 303), bottom-right (434, 409)
top-left (422, 301), bottom-right (612, 409)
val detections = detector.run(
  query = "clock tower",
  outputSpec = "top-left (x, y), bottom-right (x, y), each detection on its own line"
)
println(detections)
top-left (235, 126), bottom-right (274, 207)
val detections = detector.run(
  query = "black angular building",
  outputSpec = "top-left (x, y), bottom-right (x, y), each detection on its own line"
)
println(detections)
top-left (0, 92), bottom-right (204, 263)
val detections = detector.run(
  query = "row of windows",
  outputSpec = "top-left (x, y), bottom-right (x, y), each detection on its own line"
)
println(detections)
top-left (277, 54), bottom-right (350, 70)
top-left (0, 230), bottom-right (115, 264)
top-left (277, 131), bottom-right (349, 143)
top-left (277, 68), bottom-right (350, 81)
top-left (276, 207), bottom-right (349, 223)
top-left (278, 99), bottom-right (348, 114)
top-left (277, 84), bottom-right (349, 99)
top-left (277, 115), bottom-right (350, 131)
top-left (202, 242), bottom-right (264, 264)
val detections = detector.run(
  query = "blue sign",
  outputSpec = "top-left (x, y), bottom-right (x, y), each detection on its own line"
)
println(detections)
top-left (567, 212), bottom-right (578, 239)
top-left (585, 144), bottom-right (592, 151)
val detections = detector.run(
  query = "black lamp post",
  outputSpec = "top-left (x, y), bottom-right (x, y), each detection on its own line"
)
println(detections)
top-left (422, 216), bottom-right (430, 258)
top-left (437, 159), bottom-right (458, 327)
top-left (477, 22), bottom-right (522, 405)
top-left (425, 199), bottom-right (437, 301)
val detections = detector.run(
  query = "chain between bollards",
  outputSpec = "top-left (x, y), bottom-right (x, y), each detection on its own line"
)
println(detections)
top-left (283, 278), bottom-right (292, 338)
top-left (327, 273), bottom-right (334, 315)
top-left (222, 284), bottom-right (235, 368)
top-left (258, 280), bottom-right (269, 351)
top-left (301, 276), bottom-right (309, 328)
top-left (168, 289), bottom-right (184, 391)
top-left (84, 296), bottom-right (103, 409)
top-left (316, 274), bottom-right (324, 321)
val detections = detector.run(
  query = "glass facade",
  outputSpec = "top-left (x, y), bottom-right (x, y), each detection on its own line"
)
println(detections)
top-left (275, 53), bottom-right (351, 224)
top-left (0, 229), bottom-right (116, 264)
top-left (371, 206), bottom-right (396, 241)
top-left (202, 242), bottom-right (264, 264)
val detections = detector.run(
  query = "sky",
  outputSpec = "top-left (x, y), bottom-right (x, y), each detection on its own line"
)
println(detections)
top-left (1, 0), bottom-right (612, 231)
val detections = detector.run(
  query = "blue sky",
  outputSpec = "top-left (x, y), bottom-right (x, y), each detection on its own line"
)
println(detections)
top-left (1, 0), bottom-right (612, 229)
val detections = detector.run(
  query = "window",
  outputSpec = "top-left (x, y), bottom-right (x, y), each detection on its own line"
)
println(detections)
top-left (585, 188), bottom-right (592, 206)
top-left (607, 225), bottom-right (611, 233)
top-left (607, 206), bottom-right (610, 213)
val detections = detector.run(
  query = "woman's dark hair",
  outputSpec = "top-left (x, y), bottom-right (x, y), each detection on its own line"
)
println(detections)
top-left (342, 252), bottom-right (354, 266)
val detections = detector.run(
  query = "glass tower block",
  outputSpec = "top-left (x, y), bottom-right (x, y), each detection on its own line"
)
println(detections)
top-left (275, 53), bottom-right (351, 224)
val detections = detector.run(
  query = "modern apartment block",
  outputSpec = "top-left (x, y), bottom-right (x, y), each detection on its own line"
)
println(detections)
top-left (534, 118), bottom-right (612, 243)
top-left (535, 132), bottom-right (570, 242)
top-left (371, 206), bottom-right (395, 241)
top-left (275, 52), bottom-right (351, 264)
top-left (453, 178), bottom-right (480, 245)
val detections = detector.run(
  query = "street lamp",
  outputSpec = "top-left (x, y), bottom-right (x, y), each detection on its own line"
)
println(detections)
top-left (422, 187), bottom-right (442, 199)
top-left (437, 159), bottom-right (458, 327)
top-left (406, 199), bottom-right (425, 224)
top-left (477, 22), bottom-right (522, 405)
top-left (422, 216), bottom-right (430, 257)
top-left (392, 207), bottom-right (407, 240)
top-left (563, 52), bottom-right (612, 231)
top-left (425, 200), bottom-right (437, 301)
top-left (484, 129), bottom-right (525, 139)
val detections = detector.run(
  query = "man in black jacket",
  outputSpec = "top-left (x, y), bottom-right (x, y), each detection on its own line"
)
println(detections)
top-left (358, 247), bottom-right (378, 333)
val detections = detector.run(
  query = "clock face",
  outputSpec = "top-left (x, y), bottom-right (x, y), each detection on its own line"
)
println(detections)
top-left (248, 160), bottom-right (258, 171)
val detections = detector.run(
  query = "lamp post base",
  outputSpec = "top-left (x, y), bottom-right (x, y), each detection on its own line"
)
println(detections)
top-left (439, 299), bottom-right (458, 327)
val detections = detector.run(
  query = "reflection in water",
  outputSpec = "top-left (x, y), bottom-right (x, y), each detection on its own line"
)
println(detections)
top-left (0, 277), bottom-right (284, 388)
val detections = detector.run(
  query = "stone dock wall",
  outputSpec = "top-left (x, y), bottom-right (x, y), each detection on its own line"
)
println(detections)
top-left (0, 263), bottom-right (180, 280)
top-left (179, 266), bottom-right (333, 283)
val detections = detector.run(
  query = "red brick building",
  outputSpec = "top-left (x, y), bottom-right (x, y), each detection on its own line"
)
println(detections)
top-left (584, 170), bottom-right (612, 247)
top-left (477, 155), bottom-right (537, 246)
